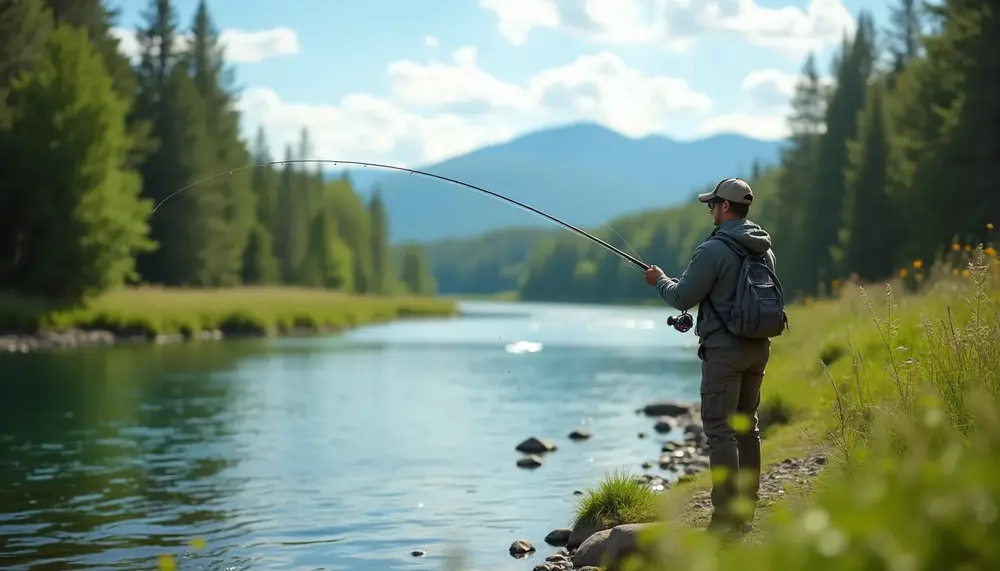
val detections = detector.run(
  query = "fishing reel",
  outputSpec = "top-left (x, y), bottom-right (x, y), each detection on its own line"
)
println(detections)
top-left (666, 311), bottom-right (694, 333)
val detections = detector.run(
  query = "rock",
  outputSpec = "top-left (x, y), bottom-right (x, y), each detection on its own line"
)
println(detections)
top-left (567, 519), bottom-right (607, 549)
top-left (573, 490), bottom-right (583, 495)
top-left (684, 423), bottom-right (705, 436)
top-left (571, 529), bottom-right (612, 568)
top-left (546, 553), bottom-right (569, 562)
top-left (653, 418), bottom-right (674, 434)
top-left (637, 432), bottom-right (648, 439)
top-left (410, 550), bottom-right (426, 557)
top-left (544, 528), bottom-right (572, 546)
top-left (641, 461), bottom-right (653, 470)
top-left (532, 564), bottom-right (556, 571)
top-left (516, 437), bottom-right (558, 454)
top-left (568, 429), bottom-right (591, 441)
top-left (572, 523), bottom-right (656, 570)
top-left (517, 455), bottom-right (543, 469)
top-left (578, 568), bottom-right (601, 571)
top-left (642, 401), bottom-right (692, 417)
top-left (510, 539), bottom-right (536, 556)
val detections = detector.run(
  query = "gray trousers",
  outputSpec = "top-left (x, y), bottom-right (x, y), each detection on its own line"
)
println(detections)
top-left (698, 341), bottom-right (771, 523)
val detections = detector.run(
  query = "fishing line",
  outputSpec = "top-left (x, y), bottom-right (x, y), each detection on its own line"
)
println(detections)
top-left (153, 159), bottom-right (651, 272)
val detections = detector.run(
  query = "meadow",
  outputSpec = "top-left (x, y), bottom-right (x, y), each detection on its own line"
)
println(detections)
top-left (0, 286), bottom-right (458, 339)
top-left (568, 242), bottom-right (1000, 570)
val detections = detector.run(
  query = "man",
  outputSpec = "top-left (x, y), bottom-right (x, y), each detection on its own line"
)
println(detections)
top-left (643, 177), bottom-right (783, 537)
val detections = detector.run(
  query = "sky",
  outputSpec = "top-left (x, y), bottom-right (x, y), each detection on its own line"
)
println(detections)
top-left (108, 0), bottom-right (894, 167)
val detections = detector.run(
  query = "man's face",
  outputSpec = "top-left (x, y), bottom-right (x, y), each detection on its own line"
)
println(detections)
top-left (708, 198), bottom-right (723, 225)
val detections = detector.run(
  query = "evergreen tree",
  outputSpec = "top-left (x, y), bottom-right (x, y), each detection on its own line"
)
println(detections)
top-left (241, 223), bottom-right (279, 284)
top-left (299, 210), bottom-right (353, 290)
top-left (839, 78), bottom-right (896, 281)
top-left (367, 187), bottom-right (392, 294)
top-left (0, 24), bottom-right (154, 301)
top-left (398, 244), bottom-right (436, 296)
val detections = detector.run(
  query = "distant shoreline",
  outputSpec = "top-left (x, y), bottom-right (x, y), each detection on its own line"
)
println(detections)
top-left (0, 287), bottom-right (459, 354)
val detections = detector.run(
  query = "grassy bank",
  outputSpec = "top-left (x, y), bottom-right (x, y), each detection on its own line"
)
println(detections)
top-left (571, 246), bottom-right (1000, 569)
top-left (0, 287), bottom-right (458, 339)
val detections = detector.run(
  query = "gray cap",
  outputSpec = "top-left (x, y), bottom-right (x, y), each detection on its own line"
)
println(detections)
top-left (697, 178), bottom-right (754, 205)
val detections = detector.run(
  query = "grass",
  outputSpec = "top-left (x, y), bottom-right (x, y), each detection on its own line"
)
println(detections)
top-left (0, 286), bottom-right (458, 339)
top-left (573, 470), bottom-right (662, 530)
top-left (563, 242), bottom-right (1000, 571)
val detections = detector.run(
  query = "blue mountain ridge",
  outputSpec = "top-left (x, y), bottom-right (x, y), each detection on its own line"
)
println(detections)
top-left (326, 122), bottom-right (785, 243)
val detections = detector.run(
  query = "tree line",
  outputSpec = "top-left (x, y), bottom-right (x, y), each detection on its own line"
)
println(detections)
top-left (445, 0), bottom-right (995, 303)
top-left (0, 0), bottom-right (436, 306)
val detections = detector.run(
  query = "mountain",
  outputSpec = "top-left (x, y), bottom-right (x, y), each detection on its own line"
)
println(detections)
top-left (329, 122), bottom-right (786, 242)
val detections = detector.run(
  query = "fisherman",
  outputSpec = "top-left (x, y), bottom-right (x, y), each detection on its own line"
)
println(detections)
top-left (643, 177), bottom-right (787, 537)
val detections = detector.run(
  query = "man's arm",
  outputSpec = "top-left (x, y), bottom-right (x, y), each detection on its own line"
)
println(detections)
top-left (654, 243), bottom-right (717, 311)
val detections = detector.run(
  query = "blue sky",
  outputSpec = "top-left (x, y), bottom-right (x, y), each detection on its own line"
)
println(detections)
top-left (109, 0), bottom-right (894, 166)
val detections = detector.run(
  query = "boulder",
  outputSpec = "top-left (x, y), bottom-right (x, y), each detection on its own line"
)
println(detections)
top-left (544, 528), bottom-right (572, 546)
top-left (568, 429), bottom-right (591, 441)
top-left (642, 401), bottom-right (693, 417)
top-left (517, 455), bottom-right (543, 469)
top-left (572, 523), bottom-right (657, 570)
top-left (516, 437), bottom-right (558, 454)
top-left (653, 418), bottom-right (674, 434)
top-left (509, 539), bottom-right (535, 556)
top-left (567, 519), bottom-right (607, 549)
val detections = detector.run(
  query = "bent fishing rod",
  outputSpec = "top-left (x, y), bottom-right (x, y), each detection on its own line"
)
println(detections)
top-left (153, 159), bottom-right (651, 272)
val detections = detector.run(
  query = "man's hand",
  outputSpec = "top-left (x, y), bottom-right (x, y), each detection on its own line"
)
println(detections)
top-left (644, 265), bottom-right (666, 286)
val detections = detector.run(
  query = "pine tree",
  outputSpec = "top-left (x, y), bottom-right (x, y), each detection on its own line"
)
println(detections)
top-left (241, 223), bottom-right (279, 284)
top-left (398, 244), bottom-right (436, 296)
top-left (0, 24), bottom-right (155, 301)
top-left (839, 79), bottom-right (896, 281)
top-left (299, 210), bottom-right (353, 290)
top-left (367, 187), bottom-right (392, 294)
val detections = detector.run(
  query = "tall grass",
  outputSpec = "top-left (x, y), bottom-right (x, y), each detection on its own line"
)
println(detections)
top-left (573, 470), bottom-right (662, 530)
top-left (623, 246), bottom-right (1000, 570)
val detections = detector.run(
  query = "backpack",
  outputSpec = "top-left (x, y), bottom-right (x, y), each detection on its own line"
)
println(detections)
top-left (703, 234), bottom-right (789, 339)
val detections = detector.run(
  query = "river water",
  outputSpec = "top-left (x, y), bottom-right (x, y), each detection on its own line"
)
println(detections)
top-left (0, 301), bottom-right (702, 571)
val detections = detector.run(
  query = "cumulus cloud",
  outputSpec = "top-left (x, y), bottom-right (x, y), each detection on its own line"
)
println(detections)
top-left (480, 0), bottom-right (854, 56)
top-left (110, 26), bottom-right (300, 63)
top-left (238, 46), bottom-right (713, 166)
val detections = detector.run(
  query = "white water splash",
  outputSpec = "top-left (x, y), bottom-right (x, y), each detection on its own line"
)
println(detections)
top-left (504, 340), bottom-right (544, 354)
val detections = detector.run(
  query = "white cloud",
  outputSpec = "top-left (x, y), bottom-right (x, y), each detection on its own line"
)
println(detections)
top-left (238, 46), bottom-right (712, 166)
top-left (424, 35), bottom-right (439, 47)
top-left (110, 26), bottom-right (300, 63)
top-left (698, 112), bottom-right (789, 140)
top-left (481, 0), bottom-right (855, 56)
top-left (742, 68), bottom-right (799, 109)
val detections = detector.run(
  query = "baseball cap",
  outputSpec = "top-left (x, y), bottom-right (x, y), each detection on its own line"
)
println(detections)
top-left (697, 178), bottom-right (754, 205)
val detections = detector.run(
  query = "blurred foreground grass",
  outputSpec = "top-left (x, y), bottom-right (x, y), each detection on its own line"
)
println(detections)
top-left (0, 286), bottom-right (458, 337)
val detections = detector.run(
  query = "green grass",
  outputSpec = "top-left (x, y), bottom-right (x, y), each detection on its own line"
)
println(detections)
top-left (610, 246), bottom-right (1000, 569)
top-left (573, 470), bottom-right (662, 530)
top-left (0, 286), bottom-right (458, 338)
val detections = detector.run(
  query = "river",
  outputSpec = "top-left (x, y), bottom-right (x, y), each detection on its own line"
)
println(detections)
top-left (0, 300), bottom-right (702, 571)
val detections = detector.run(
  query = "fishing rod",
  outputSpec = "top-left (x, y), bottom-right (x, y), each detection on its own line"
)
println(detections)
top-left (154, 160), bottom-right (694, 333)
top-left (153, 159), bottom-right (651, 272)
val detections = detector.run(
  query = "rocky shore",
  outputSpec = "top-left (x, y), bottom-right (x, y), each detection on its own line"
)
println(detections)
top-left (0, 327), bottom-right (227, 353)
top-left (501, 400), bottom-right (829, 571)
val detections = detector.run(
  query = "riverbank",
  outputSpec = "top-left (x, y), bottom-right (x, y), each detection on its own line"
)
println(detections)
top-left (0, 287), bottom-right (458, 352)
top-left (531, 250), bottom-right (1000, 570)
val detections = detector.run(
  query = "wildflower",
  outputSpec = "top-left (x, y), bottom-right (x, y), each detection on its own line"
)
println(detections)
top-left (952, 243), bottom-right (961, 251)
top-left (952, 269), bottom-right (960, 276)
top-left (988, 222), bottom-right (994, 231)
top-left (831, 279), bottom-right (841, 289)
top-left (915, 273), bottom-right (924, 281)
top-left (899, 268), bottom-right (908, 278)
top-left (913, 259), bottom-right (923, 269)
top-left (986, 246), bottom-right (996, 257)
top-left (962, 269), bottom-right (971, 278)
top-left (964, 245), bottom-right (972, 252)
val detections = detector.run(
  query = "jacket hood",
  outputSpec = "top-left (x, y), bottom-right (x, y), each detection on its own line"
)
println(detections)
top-left (712, 219), bottom-right (772, 254)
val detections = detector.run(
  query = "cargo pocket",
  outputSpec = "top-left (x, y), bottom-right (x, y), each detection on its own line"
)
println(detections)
top-left (700, 384), bottom-right (728, 423)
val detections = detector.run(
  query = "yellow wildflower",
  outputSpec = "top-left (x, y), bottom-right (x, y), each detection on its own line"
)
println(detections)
top-left (952, 269), bottom-right (960, 276)
top-left (899, 268), bottom-right (909, 278)
top-left (986, 246), bottom-right (996, 257)
top-left (913, 259), bottom-right (923, 269)
top-left (952, 243), bottom-right (960, 251)
top-left (987, 222), bottom-right (994, 231)
top-left (964, 245), bottom-right (972, 252)
top-left (962, 269), bottom-right (971, 278)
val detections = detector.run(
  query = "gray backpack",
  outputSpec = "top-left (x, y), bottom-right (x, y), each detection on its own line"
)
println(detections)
top-left (704, 234), bottom-right (788, 339)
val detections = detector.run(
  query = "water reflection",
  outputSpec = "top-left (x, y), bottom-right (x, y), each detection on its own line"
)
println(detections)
top-left (0, 341), bottom-right (267, 569)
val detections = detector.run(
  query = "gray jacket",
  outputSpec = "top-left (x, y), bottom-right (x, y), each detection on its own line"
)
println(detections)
top-left (656, 219), bottom-right (776, 349)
